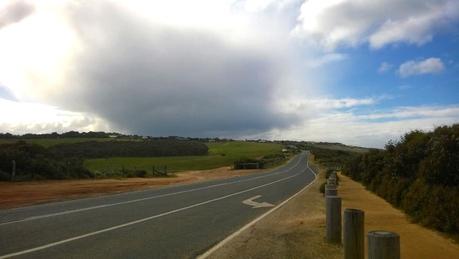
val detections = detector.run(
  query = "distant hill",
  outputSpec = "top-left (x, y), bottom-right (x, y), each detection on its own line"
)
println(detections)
top-left (306, 142), bottom-right (371, 153)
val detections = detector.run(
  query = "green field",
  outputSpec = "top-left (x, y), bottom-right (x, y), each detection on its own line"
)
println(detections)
top-left (84, 141), bottom-right (283, 173)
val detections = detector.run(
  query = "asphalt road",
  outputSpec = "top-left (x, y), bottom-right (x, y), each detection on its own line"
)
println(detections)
top-left (0, 152), bottom-right (316, 259)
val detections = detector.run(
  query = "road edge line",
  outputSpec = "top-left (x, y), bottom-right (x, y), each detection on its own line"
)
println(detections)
top-left (197, 158), bottom-right (318, 259)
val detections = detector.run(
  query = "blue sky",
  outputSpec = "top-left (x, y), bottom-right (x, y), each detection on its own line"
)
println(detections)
top-left (0, 0), bottom-right (458, 147)
top-left (327, 34), bottom-right (459, 104)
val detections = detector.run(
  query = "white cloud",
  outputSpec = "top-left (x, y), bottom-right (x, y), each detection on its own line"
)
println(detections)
top-left (292, 0), bottom-right (459, 50)
top-left (304, 97), bottom-right (375, 109)
top-left (235, 0), bottom-right (297, 13)
top-left (378, 62), bottom-right (393, 74)
top-left (398, 57), bottom-right (445, 77)
top-left (305, 53), bottom-right (347, 68)
top-left (0, 98), bottom-right (109, 134)
top-left (276, 97), bottom-right (377, 116)
top-left (256, 105), bottom-right (459, 148)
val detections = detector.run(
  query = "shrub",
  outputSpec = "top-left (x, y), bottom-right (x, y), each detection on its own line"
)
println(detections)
top-left (342, 124), bottom-right (459, 234)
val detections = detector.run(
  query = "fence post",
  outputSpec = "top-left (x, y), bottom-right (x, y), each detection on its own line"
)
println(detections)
top-left (326, 195), bottom-right (341, 243)
top-left (344, 208), bottom-right (364, 259)
top-left (325, 185), bottom-right (338, 196)
top-left (328, 178), bottom-right (337, 185)
top-left (368, 231), bottom-right (400, 259)
top-left (11, 160), bottom-right (16, 181)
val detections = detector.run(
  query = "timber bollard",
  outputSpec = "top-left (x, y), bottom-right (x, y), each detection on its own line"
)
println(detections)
top-left (344, 208), bottom-right (364, 259)
top-left (327, 178), bottom-right (337, 186)
top-left (11, 160), bottom-right (16, 181)
top-left (368, 231), bottom-right (400, 259)
top-left (325, 185), bottom-right (338, 196)
top-left (326, 195), bottom-right (341, 243)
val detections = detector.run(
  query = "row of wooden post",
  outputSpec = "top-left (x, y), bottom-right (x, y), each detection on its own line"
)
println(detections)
top-left (325, 172), bottom-right (400, 259)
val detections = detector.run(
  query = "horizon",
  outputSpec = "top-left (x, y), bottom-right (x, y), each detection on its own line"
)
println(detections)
top-left (1, 0), bottom-right (459, 148)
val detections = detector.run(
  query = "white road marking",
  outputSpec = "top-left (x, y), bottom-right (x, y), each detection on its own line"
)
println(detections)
top-left (242, 195), bottom-right (274, 209)
top-left (0, 155), bottom-right (305, 226)
top-left (197, 159), bottom-right (317, 259)
top-left (0, 169), bottom-right (305, 259)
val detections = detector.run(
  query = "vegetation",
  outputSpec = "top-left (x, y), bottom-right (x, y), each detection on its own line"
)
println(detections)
top-left (0, 136), bottom-right (209, 180)
top-left (0, 138), bottom-right (116, 148)
top-left (49, 140), bottom-right (208, 158)
top-left (85, 141), bottom-right (283, 174)
top-left (342, 124), bottom-right (459, 234)
top-left (0, 141), bottom-right (91, 180)
top-left (295, 143), bottom-right (362, 168)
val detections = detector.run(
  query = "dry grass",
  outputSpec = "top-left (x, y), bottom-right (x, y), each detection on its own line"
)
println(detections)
top-left (208, 163), bottom-right (342, 259)
top-left (0, 167), bottom-right (263, 209)
top-left (339, 173), bottom-right (459, 259)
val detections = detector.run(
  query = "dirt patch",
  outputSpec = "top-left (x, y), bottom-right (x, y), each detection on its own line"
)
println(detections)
top-left (207, 164), bottom-right (342, 259)
top-left (338, 173), bottom-right (459, 259)
top-left (0, 167), bottom-right (263, 209)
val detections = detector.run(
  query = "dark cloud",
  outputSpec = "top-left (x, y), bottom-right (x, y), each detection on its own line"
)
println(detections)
top-left (48, 2), bottom-right (297, 137)
top-left (0, 0), bottom-right (34, 29)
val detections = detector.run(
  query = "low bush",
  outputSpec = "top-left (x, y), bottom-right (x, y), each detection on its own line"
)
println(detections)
top-left (342, 124), bottom-right (459, 234)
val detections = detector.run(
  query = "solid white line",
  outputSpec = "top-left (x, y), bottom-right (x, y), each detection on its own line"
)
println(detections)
top-left (197, 160), bottom-right (317, 259)
top-left (0, 168), bottom-right (305, 259)
top-left (0, 155), bottom-right (304, 226)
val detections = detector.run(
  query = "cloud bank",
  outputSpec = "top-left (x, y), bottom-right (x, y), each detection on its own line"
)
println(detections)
top-left (0, 0), bottom-right (34, 29)
top-left (293, 0), bottom-right (459, 49)
top-left (0, 1), bottom-right (302, 137)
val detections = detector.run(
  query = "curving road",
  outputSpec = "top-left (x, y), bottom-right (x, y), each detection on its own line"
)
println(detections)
top-left (0, 152), bottom-right (316, 259)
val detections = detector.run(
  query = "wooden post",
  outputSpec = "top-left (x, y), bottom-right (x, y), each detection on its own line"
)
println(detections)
top-left (344, 208), bottom-right (364, 259)
top-left (325, 185), bottom-right (338, 196)
top-left (11, 160), bottom-right (16, 181)
top-left (326, 195), bottom-right (341, 243)
top-left (327, 180), bottom-right (337, 187)
top-left (368, 231), bottom-right (400, 259)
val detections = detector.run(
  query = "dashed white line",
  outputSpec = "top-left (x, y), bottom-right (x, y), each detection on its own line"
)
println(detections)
top-left (197, 160), bottom-right (317, 259)
top-left (0, 155), bottom-right (304, 226)
top-left (0, 170), bottom-right (304, 259)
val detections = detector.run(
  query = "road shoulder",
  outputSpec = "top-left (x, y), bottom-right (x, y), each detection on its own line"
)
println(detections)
top-left (206, 162), bottom-right (342, 259)
top-left (0, 167), bottom-right (265, 209)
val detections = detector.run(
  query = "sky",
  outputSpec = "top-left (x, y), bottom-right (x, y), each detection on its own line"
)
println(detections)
top-left (0, 0), bottom-right (458, 148)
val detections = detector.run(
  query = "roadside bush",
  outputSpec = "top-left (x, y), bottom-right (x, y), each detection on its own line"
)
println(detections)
top-left (0, 142), bottom-right (92, 181)
top-left (342, 124), bottom-right (459, 234)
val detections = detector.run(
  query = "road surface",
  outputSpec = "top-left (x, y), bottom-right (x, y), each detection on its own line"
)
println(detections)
top-left (0, 152), bottom-right (316, 259)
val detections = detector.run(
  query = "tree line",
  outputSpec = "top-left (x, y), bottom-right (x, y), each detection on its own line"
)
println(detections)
top-left (49, 139), bottom-right (208, 158)
top-left (342, 124), bottom-right (459, 234)
top-left (0, 141), bottom-right (91, 180)
top-left (0, 139), bottom-right (208, 180)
